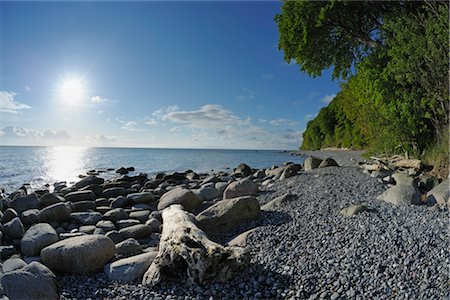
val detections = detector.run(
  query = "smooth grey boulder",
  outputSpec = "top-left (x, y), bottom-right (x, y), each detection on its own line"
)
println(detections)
top-left (103, 187), bottom-right (127, 198)
top-left (105, 230), bottom-right (124, 244)
top-left (279, 164), bottom-right (301, 180)
top-left (72, 200), bottom-right (96, 212)
top-left (261, 193), bottom-right (295, 210)
top-left (41, 235), bottom-right (115, 275)
top-left (157, 187), bottom-right (202, 211)
top-left (37, 202), bottom-right (72, 223)
top-left (234, 163), bottom-right (252, 177)
top-left (196, 196), bottom-right (261, 235)
top-left (1, 261), bottom-right (58, 300)
top-left (318, 157), bottom-right (339, 168)
top-left (377, 173), bottom-right (421, 205)
top-left (197, 184), bottom-right (220, 201)
top-left (96, 220), bottom-right (117, 232)
top-left (129, 210), bottom-right (151, 223)
top-left (3, 217), bottom-right (25, 239)
top-left (115, 238), bottom-right (142, 256)
top-left (427, 179), bottom-right (449, 208)
top-left (145, 218), bottom-right (161, 232)
top-left (74, 175), bottom-right (104, 190)
top-left (228, 228), bottom-right (259, 247)
top-left (21, 209), bottom-right (40, 226)
top-left (2, 208), bottom-right (18, 224)
top-left (40, 193), bottom-right (64, 207)
top-left (21, 223), bottom-right (59, 257)
top-left (104, 208), bottom-right (128, 222)
top-left (2, 257), bottom-right (27, 273)
top-left (126, 192), bottom-right (155, 204)
top-left (11, 194), bottom-right (41, 214)
top-left (223, 178), bottom-right (258, 199)
top-left (340, 204), bottom-right (378, 217)
top-left (304, 156), bottom-right (323, 171)
top-left (116, 219), bottom-right (140, 229)
top-left (65, 190), bottom-right (96, 202)
top-left (119, 224), bottom-right (152, 240)
top-left (71, 212), bottom-right (103, 225)
top-left (104, 251), bottom-right (157, 282)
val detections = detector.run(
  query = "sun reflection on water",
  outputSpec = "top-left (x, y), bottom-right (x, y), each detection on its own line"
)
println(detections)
top-left (44, 146), bottom-right (88, 185)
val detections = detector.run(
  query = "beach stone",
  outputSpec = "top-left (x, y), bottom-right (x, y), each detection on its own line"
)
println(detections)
top-left (111, 196), bottom-right (127, 208)
top-left (119, 224), bottom-right (152, 240)
top-left (96, 220), bottom-right (117, 232)
top-left (377, 173), bottom-right (421, 205)
top-left (228, 228), bottom-right (258, 247)
top-left (20, 209), bottom-right (40, 226)
top-left (144, 218), bottom-right (161, 232)
top-left (71, 212), bottom-right (103, 225)
top-left (11, 194), bottom-right (41, 214)
top-left (116, 219), bottom-right (141, 229)
top-left (427, 179), bottom-right (449, 208)
top-left (126, 192), bottom-right (155, 204)
top-left (197, 184), bottom-right (220, 201)
top-left (79, 225), bottom-right (96, 234)
top-left (3, 217), bottom-right (25, 239)
top-left (2, 257), bottom-right (27, 273)
top-left (318, 157), bottom-right (339, 168)
top-left (2, 208), bottom-right (18, 224)
top-left (215, 182), bottom-right (229, 196)
top-left (196, 196), bottom-right (261, 235)
top-left (41, 235), bottom-right (115, 274)
top-left (115, 238), bottom-right (142, 256)
top-left (340, 204), bottom-right (378, 217)
top-left (104, 251), bottom-right (158, 282)
top-left (104, 208), bottom-right (128, 222)
top-left (80, 184), bottom-right (103, 197)
top-left (95, 197), bottom-right (109, 207)
top-left (37, 202), bottom-right (72, 223)
top-left (223, 178), bottom-right (259, 199)
top-left (74, 175), bottom-right (104, 189)
top-left (72, 200), bottom-right (96, 212)
top-left (116, 167), bottom-right (129, 175)
top-left (59, 232), bottom-right (87, 239)
top-left (105, 230), bottom-right (124, 244)
top-left (21, 223), bottom-right (59, 257)
top-left (65, 190), bottom-right (96, 202)
top-left (266, 166), bottom-right (285, 177)
top-left (157, 187), bottom-right (202, 211)
top-left (0, 245), bottom-right (18, 259)
top-left (304, 156), bottom-right (323, 171)
top-left (261, 193), bottom-right (294, 210)
top-left (279, 164), bottom-right (301, 180)
top-left (129, 210), bottom-right (151, 223)
top-left (40, 193), bottom-right (64, 207)
top-left (103, 187), bottom-right (127, 198)
top-left (234, 163), bottom-right (252, 177)
top-left (1, 261), bottom-right (58, 300)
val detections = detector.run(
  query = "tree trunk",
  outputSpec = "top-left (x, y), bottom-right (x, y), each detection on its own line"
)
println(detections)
top-left (142, 205), bottom-right (249, 286)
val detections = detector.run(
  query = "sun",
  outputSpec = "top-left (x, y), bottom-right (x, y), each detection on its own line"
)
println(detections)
top-left (59, 78), bottom-right (84, 106)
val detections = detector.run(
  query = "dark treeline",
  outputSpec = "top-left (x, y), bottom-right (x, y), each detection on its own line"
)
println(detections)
top-left (275, 0), bottom-right (449, 175)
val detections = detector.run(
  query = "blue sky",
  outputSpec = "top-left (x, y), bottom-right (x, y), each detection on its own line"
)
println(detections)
top-left (0, 1), bottom-right (339, 149)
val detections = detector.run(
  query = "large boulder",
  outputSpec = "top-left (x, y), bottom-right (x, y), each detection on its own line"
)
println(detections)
top-left (104, 208), bottom-right (128, 222)
top-left (318, 157), bottom-right (339, 168)
top-left (261, 193), bottom-right (294, 210)
top-left (71, 212), bottom-right (103, 225)
top-left (41, 235), bottom-right (115, 274)
top-left (65, 190), bottom-right (96, 202)
top-left (279, 164), bottom-right (301, 180)
top-left (115, 238), bottom-right (142, 257)
top-left (74, 175), bottom-right (104, 190)
top-left (196, 196), bottom-right (260, 235)
top-left (37, 202), bottom-right (72, 223)
top-left (304, 156), bottom-right (323, 171)
top-left (223, 178), bottom-right (258, 199)
top-left (377, 173), bottom-right (421, 205)
top-left (104, 251), bottom-right (158, 282)
top-left (103, 187), bottom-right (127, 198)
top-left (157, 188), bottom-right (202, 211)
top-left (119, 224), bottom-right (152, 240)
top-left (40, 193), bottom-right (64, 207)
top-left (126, 192), bottom-right (155, 205)
top-left (3, 217), bottom-right (25, 239)
top-left (427, 179), bottom-right (449, 208)
top-left (197, 184), bottom-right (220, 201)
top-left (234, 163), bottom-right (252, 177)
top-left (1, 261), bottom-right (58, 300)
top-left (10, 194), bottom-right (41, 214)
top-left (340, 204), bottom-right (378, 217)
top-left (21, 223), bottom-right (59, 257)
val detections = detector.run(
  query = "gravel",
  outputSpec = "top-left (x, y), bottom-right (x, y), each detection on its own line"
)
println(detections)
top-left (57, 151), bottom-right (449, 299)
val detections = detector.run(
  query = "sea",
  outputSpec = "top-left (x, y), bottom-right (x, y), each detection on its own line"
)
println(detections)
top-left (0, 146), bottom-right (304, 193)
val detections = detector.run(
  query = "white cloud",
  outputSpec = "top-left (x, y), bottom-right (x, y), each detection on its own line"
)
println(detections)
top-left (304, 114), bottom-right (315, 121)
top-left (170, 126), bottom-right (179, 132)
top-left (91, 96), bottom-right (108, 103)
top-left (42, 130), bottom-right (71, 140)
top-left (25, 86), bottom-right (31, 92)
top-left (145, 118), bottom-right (159, 126)
top-left (258, 119), bottom-right (267, 123)
top-left (0, 91), bottom-right (31, 113)
top-left (120, 120), bottom-right (142, 131)
top-left (320, 94), bottom-right (336, 104)
top-left (269, 118), bottom-right (299, 127)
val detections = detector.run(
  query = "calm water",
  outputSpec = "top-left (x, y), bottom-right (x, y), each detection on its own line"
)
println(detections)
top-left (0, 146), bottom-right (303, 192)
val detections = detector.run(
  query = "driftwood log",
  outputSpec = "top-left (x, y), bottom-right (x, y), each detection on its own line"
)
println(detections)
top-left (142, 204), bottom-right (249, 286)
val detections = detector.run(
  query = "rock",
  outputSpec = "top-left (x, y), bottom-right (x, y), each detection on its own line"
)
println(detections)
top-left (105, 230), bottom-right (124, 244)
top-left (126, 192), bottom-right (155, 205)
top-left (261, 193), bottom-right (295, 210)
top-left (20, 209), bottom-right (40, 226)
top-left (65, 190), bottom-right (96, 202)
top-left (21, 223), bottom-right (59, 257)
top-left (197, 184), bottom-right (220, 201)
top-left (103, 187), bottom-right (127, 198)
top-left (119, 224), bottom-right (152, 240)
top-left (304, 156), bottom-right (323, 171)
top-left (3, 217), bottom-right (25, 239)
top-left (104, 251), bottom-right (158, 282)
top-left (40, 193), bottom-right (64, 207)
top-left (0, 245), bottom-right (18, 259)
top-left (96, 220), bottom-right (117, 232)
top-left (71, 212), bottom-right (103, 225)
top-left (266, 166), bottom-right (285, 177)
top-left (37, 202), bottom-right (72, 223)
top-left (11, 194), bottom-right (41, 214)
top-left (74, 175), bottom-right (104, 189)
top-left (59, 232), bottom-right (87, 239)
top-left (279, 164), bottom-right (301, 180)
top-left (215, 182), bottom-right (229, 196)
top-left (318, 157), bottom-right (339, 168)
top-left (104, 208), bottom-right (128, 222)
top-left (157, 188), bottom-right (202, 211)
top-left (196, 196), bottom-right (261, 235)
top-left (116, 219), bottom-right (141, 229)
top-left (41, 235), bottom-right (115, 274)
top-left (111, 196), bottom-right (127, 208)
top-left (79, 225), bottom-right (96, 234)
top-left (340, 204), bottom-right (378, 217)
top-left (116, 167), bottom-right (129, 175)
top-left (223, 178), bottom-right (259, 199)
top-left (377, 173), bottom-right (421, 205)
top-left (129, 210), bottom-right (151, 223)
top-left (2, 208), bottom-right (18, 224)
top-left (145, 218), bottom-right (161, 232)
top-left (72, 200), bottom-right (96, 212)
top-left (80, 184), bottom-right (104, 197)
top-left (1, 261), bottom-right (58, 300)
top-left (2, 257), bottom-right (27, 273)
top-left (228, 228), bottom-right (258, 247)
top-left (234, 163), bottom-right (252, 177)
top-left (115, 238), bottom-right (142, 256)
top-left (427, 179), bottom-right (449, 208)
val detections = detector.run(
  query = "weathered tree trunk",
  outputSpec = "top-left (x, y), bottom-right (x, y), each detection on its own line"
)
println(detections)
top-left (142, 204), bottom-right (249, 286)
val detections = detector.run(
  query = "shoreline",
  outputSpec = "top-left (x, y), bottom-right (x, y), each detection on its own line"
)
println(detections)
top-left (0, 150), bottom-right (448, 299)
